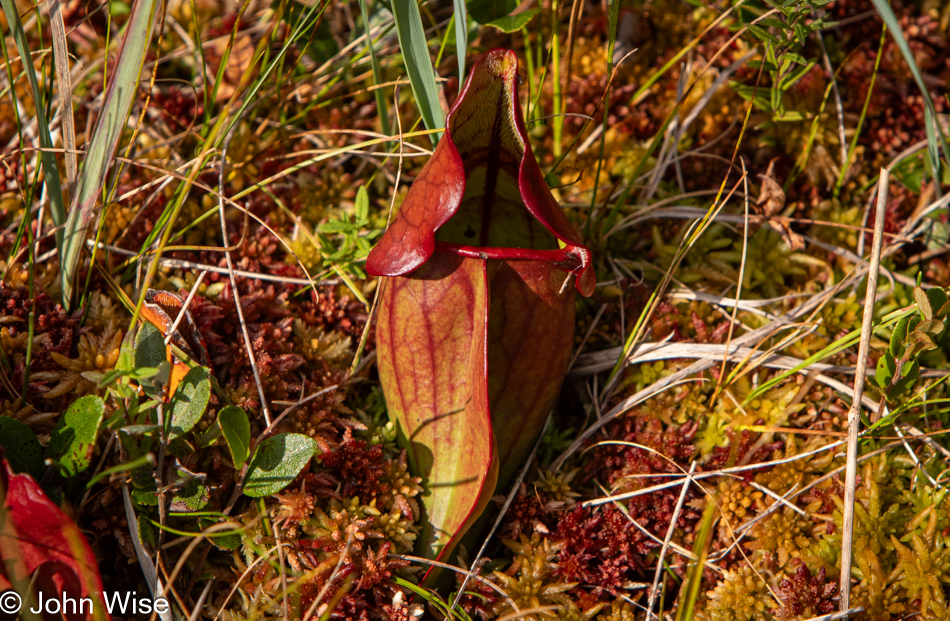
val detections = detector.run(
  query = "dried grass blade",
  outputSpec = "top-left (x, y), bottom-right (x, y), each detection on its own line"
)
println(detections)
top-left (0, 0), bottom-right (67, 246)
top-left (59, 0), bottom-right (160, 308)
top-left (48, 0), bottom-right (76, 193)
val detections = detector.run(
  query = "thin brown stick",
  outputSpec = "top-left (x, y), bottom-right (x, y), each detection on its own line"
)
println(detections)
top-left (349, 84), bottom-right (405, 377)
top-left (217, 124), bottom-right (273, 427)
top-left (567, 302), bottom-right (606, 371)
top-left (839, 169), bottom-right (889, 611)
top-left (647, 461), bottom-right (696, 619)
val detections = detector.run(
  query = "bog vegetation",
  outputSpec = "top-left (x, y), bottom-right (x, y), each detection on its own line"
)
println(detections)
top-left (1, 0), bottom-right (950, 619)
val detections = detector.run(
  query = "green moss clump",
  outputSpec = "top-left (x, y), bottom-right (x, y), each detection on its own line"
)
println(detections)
top-left (698, 564), bottom-right (778, 621)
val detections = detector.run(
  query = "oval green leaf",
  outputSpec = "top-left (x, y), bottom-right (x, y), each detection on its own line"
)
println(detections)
top-left (915, 286), bottom-right (933, 321)
top-left (925, 287), bottom-right (949, 318)
top-left (486, 8), bottom-right (539, 33)
top-left (47, 395), bottom-right (105, 476)
top-left (243, 433), bottom-right (318, 498)
top-left (0, 417), bottom-right (44, 476)
top-left (168, 366), bottom-right (211, 439)
top-left (169, 466), bottom-right (210, 512)
top-left (135, 323), bottom-right (167, 397)
top-left (217, 405), bottom-right (250, 469)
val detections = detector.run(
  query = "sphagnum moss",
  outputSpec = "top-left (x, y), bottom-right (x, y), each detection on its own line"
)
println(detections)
top-left (698, 563), bottom-right (778, 621)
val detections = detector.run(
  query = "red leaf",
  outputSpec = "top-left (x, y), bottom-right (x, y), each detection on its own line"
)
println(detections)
top-left (0, 457), bottom-right (109, 621)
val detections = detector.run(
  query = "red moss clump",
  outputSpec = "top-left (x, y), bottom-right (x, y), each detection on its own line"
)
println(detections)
top-left (498, 485), bottom-right (558, 540)
top-left (0, 284), bottom-right (77, 380)
top-left (299, 288), bottom-right (369, 345)
top-left (545, 414), bottom-right (703, 600)
top-left (296, 528), bottom-right (411, 620)
top-left (553, 505), bottom-right (649, 596)
top-left (454, 557), bottom-right (499, 620)
top-left (833, 0), bottom-right (949, 161)
top-left (585, 415), bottom-right (698, 488)
top-left (319, 439), bottom-right (388, 503)
top-left (777, 562), bottom-right (838, 617)
top-left (222, 316), bottom-right (306, 405)
top-left (151, 87), bottom-right (204, 132)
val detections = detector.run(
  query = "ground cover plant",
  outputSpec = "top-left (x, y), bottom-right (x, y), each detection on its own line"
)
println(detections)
top-left (1, 0), bottom-right (949, 619)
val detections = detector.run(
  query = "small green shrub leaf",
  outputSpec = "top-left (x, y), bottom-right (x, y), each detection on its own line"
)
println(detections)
top-left (131, 490), bottom-right (158, 506)
top-left (875, 352), bottom-right (894, 390)
top-left (135, 323), bottom-right (167, 397)
top-left (904, 330), bottom-right (937, 358)
top-left (925, 288), bottom-right (949, 319)
top-left (486, 9), bottom-right (540, 33)
top-left (0, 417), bottom-right (44, 476)
top-left (243, 433), bottom-right (318, 497)
top-left (467, 0), bottom-right (516, 24)
top-left (916, 319), bottom-right (945, 339)
top-left (168, 366), bottom-right (211, 439)
top-left (169, 466), bottom-right (209, 512)
top-left (890, 316), bottom-right (910, 357)
top-left (47, 395), bottom-right (105, 476)
top-left (914, 286), bottom-right (933, 320)
top-left (218, 406), bottom-right (251, 469)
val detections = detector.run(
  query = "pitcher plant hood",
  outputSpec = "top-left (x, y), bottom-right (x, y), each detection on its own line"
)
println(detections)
top-left (366, 48), bottom-right (595, 296)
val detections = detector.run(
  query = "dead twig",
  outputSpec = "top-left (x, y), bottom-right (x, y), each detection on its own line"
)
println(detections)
top-left (839, 169), bottom-right (889, 611)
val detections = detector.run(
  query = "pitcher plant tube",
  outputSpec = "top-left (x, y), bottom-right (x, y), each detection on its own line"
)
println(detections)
top-left (367, 49), bottom-right (594, 561)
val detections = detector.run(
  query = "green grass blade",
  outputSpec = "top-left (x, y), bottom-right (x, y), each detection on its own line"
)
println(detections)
top-left (674, 498), bottom-right (716, 621)
top-left (550, 0), bottom-right (562, 156)
top-left (0, 0), bottom-right (67, 250)
top-left (743, 305), bottom-right (916, 404)
top-left (583, 0), bottom-right (620, 236)
top-left (391, 0), bottom-right (445, 144)
top-left (59, 0), bottom-right (160, 308)
top-left (870, 0), bottom-right (949, 183)
top-left (358, 0), bottom-right (392, 137)
top-left (834, 22), bottom-right (885, 198)
top-left (452, 0), bottom-right (467, 83)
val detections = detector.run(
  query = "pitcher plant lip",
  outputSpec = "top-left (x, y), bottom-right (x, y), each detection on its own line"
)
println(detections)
top-left (366, 48), bottom-right (595, 296)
